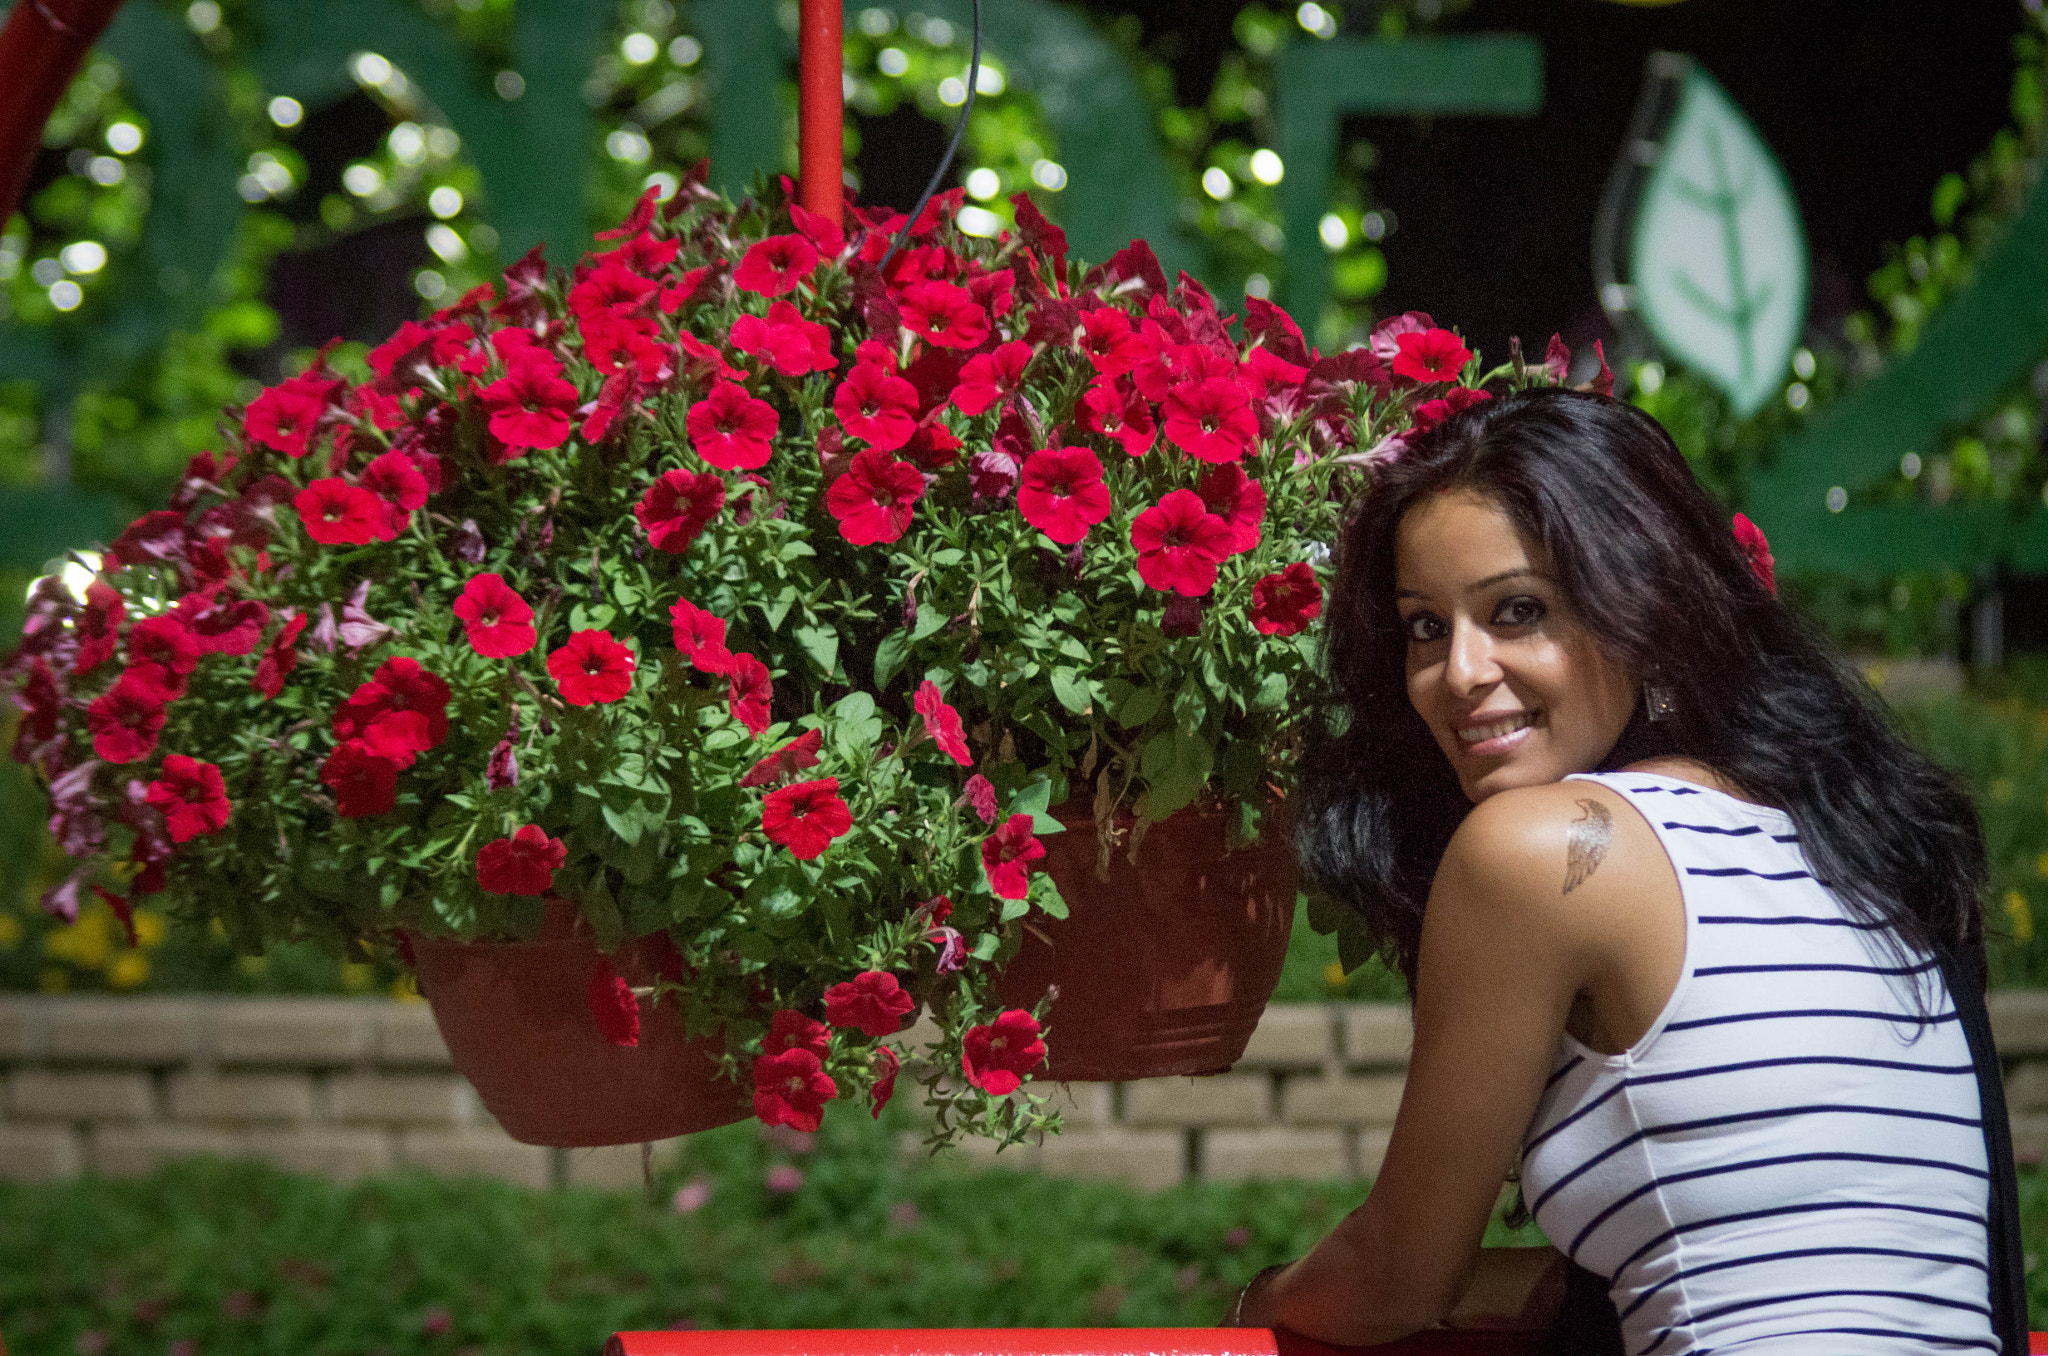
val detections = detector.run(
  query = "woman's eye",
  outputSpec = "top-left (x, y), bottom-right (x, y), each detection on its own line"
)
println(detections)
top-left (1403, 612), bottom-right (1445, 643)
top-left (1496, 595), bottom-right (1546, 627)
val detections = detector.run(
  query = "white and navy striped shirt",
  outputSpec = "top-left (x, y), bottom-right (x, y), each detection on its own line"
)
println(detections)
top-left (1519, 773), bottom-right (1994, 1355)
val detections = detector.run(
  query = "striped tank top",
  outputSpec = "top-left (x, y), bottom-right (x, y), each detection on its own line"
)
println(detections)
top-left (1518, 772), bottom-right (1994, 1355)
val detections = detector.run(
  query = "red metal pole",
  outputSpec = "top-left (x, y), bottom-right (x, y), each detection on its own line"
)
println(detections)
top-left (0, 0), bottom-right (129, 225)
top-left (796, 0), bottom-right (843, 228)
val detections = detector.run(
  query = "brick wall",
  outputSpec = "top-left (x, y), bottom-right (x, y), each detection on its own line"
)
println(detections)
top-left (6, 994), bottom-right (2048, 1192)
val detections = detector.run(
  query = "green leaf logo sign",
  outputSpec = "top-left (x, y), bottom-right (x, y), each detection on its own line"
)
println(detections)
top-left (1630, 62), bottom-right (1808, 417)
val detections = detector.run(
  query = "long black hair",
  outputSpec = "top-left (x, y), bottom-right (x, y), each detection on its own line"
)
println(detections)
top-left (1295, 386), bottom-right (1986, 996)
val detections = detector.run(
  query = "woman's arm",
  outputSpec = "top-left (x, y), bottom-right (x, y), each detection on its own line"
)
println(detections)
top-left (1231, 784), bottom-right (1628, 1343)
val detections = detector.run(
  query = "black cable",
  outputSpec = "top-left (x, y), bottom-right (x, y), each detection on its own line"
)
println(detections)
top-left (877, 0), bottom-right (981, 274)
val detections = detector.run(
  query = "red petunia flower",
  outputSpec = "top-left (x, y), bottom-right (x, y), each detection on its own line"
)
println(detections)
top-left (319, 740), bottom-right (401, 817)
top-left (952, 341), bottom-right (1032, 416)
top-left (823, 970), bottom-right (915, 1039)
top-left (826, 447), bottom-right (924, 546)
top-left (832, 363), bottom-right (920, 452)
top-left (251, 611), bottom-right (309, 699)
top-left (763, 1007), bottom-right (831, 1057)
top-left (733, 234), bottom-right (821, 297)
top-left (1077, 378), bottom-right (1156, 457)
top-left (1131, 489), bottom-right (1234, 596)
top-left (331, 657), bottom-right (452, 768)
top-left (125, 616), bottom-right (200, 696)
top-left (727, 653), bottom-right (773, 735)
top-left (86, 669), bottom-right (172, 765)
top-left (753, 1047), bottom-right (836, 1132)
top-left (669, 597), bottom-right (736, 674)
top-left (740, 728), bottom-right (823, 788)
top-left (961, 1009), bottom-right (1047, 1095)
top-left (686, 381), bottom-right (778, 471)
top-left (1250, 562), bottom-right (1324, 636)
top-left (567, 253), bottom-right (659, 321)
top-left (1164, 378), bottom-right (1258, 464)
top-left (1078, 306), bottom-right (1148, 377)
top-left (245, 369), bottom-right (342, 458)
top-left (762, 776), bottom-right (854, 860)
top-left (870, 1045), bottom-right (900, 1118)
top-left (453, 574), bottom-right (538, 658)
top-left (359, 450), bottom-right (430, 540)
top-left (172, 589), bottom-right (269, 657)
top-left (587, 959), bottom-right (640, 1047)
top-left (1409, 384), bottom-right (1491, 433)
top-left (1016, 445), bottom-right (1112, 545)
top-left (897, 280), bottom-right (989, 350)
top-left (1194, 463), bottom-right (1267, 556)
top-left (962, 773), bottom-right (998, 824)
top-left (1392, 327), bottom-right (1471, 384)
top-left (1733, 513), bottom-right (1776, 595)
top-left (72, 580), bottom-right (125, 674)
top-left (547, 630), bottom-right (636, 706)
top-left (676, 331), bottom-right (744, 383)
top-left (294, 479), bottom-right (386, 546)
top-left (730, 299), bottom-right (835, 377)
top-left (636, 469), bottom-right (727, 555)
top-left (143, 754), bottom-right (231, 843)
top-left (477, 348), bottom-right (580, 452)
top-left (913, 680), bottom-right (972, 766)
top-left (476, 823), bottom-right (567, 895)
top-left (981, 812), bottom-right (1045, 900)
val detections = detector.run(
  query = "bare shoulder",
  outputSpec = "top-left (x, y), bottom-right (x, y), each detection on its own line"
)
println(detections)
top-left (1434, 781), bottom-right (1667, 932)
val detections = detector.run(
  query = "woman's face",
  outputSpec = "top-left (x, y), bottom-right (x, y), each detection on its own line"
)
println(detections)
top-left (1394, 489), bottom-right (1639, 803)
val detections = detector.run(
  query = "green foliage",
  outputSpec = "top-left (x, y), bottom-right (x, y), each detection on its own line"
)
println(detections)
top-left (0, 1109), bottom-right (1545, 1352)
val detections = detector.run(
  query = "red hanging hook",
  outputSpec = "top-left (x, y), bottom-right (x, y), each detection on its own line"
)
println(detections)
top-left (0, 0), bottom-right (129, 226)
top-left (796, 0), bottom-right (844, 228)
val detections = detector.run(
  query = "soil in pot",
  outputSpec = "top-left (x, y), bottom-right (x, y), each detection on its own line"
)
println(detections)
top-left (409, 898), bottom-right (750, 1147)
top-left (993, 799), bottom-right (1296, 1081)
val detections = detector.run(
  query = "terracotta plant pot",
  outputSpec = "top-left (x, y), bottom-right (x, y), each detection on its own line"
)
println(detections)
top-left (993, 800), bottom-right (1296, 1081)
top-left (408, 898), bottom-right (750, 1147)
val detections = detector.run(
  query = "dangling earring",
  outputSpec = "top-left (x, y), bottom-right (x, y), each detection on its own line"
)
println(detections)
top-left (1643, 677), bottom-right (1676, 722)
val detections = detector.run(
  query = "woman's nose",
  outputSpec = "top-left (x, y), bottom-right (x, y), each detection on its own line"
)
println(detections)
top-left (1443, 619), bottom-right (1500, 696)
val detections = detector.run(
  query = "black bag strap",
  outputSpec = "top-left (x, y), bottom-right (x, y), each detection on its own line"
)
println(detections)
top-left (1935, 937), bottom-right (2030, 1356)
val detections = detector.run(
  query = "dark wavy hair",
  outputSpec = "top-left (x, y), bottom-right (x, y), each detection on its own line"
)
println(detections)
top-left (1295, 386), bottom-right (1986, 998)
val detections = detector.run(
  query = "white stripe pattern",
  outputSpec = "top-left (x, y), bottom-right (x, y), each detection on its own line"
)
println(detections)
top-left (1518, 773), bottom-right (1995, 1356)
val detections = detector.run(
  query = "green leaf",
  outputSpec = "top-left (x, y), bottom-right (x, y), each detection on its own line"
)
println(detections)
top-left (1173, 675), bottom-right (1208, 733)
top-left (579, 873), bottom-right (625, 953)
top-left (600, 801), bottom-right (645, 847)
top-left (703, 727), bottom-right (746, 751)
top-left (1630, 62), bottom-right (1807, 417)
top-left (999, 894), bottom-right (1032, 922)
top-left (873, 631), bottom-right (912, 690)
top-left (760, 585), bottom-right (798, 633)
top-left (1049, 667), bottom-right (1093, 715)
top-left (742, 864), bottom-right (809, 922)
top-left (780, 539), bottom-right (817, 561)
top-left (1303, 890), bottom-right (1345, 936)
top-left (1252, 670), bottom-right (1289, 711)
top-left (1009, 776), bottom-right (1065, 834)
top-left (1140, 728), bottom-right (1213, 820)
top-left (1115, 686), bottom-right (1161, 729)
top-left (911, 605), bottom-right (949, 643)
top-left (1335, 919), bottom-right (1377, 978)
top-left (794, 625), bottom-right (840, 680)
top-left (1032, 873), bottom-right (1069, 921)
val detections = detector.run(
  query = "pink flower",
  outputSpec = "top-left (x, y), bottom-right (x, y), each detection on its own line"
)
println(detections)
top-left (870, 1045), bottom-right (900, 1118)
top-left (86, 670), bottom-right (172, 764)
top-left (126, 616), bottom-right (200, 696)
top-left (961, 774), bottom-right (998, 824)
top-left (826, 448), bottom-right (924, 545)
top-left (1392, 327), bottom-right (1471, 384)
top-left (1410, 385), bottom-right (1491, 432)
top-left (587, 959), bottom-right (640, 1047)
top-left (753, 1048), bottom-right (836, 1131)
top-left (251, 612), bottom-right (309, 699)
top-left (980, 812), bottom-right (1045, 900)
top-left (823, 970), bottom-right (915, 1038)
top-left (669, 597), bottom-right (735, 674)
top-left (477, 349), bottom-right (579, 451)
top-left (320, 740), bottom-right (400, 817)
top-left (740, 728), bottom-right (823, 788)
top-left (763, 1008), bottom-right (831, 1057)
top-left (547, 630), bottom-right (636, 706)
top-left (762, 777), bottom-right (854, 860)
top-left (1250, 562), bottom-right (1324, 636)
top-left (359, 450), bottom-right (429, 540)
top-left (898, 280), bottom-right (989, 350)
top-left (1077, 306), bottom-right (1147, 377)
top-left (332, 657), bottom-right (451, 767)
top-left (730, 299), bottom-right (835, 376)
top-left (71, 580), bottom-right (125, 674)
top-left (293, 480), bottom-right (386, 546)
top-left (1017, 445), bottom-right (1112, 545)
top-left (1194, 463), bottom-right (1266, 556)
top-left (453, 574), bottom-right (537, 658)
top-left (636, 469), bottom-right (727, 554)
top-left (143, 755), bottom-right (231, 843)
top-left (913, 680), bottom-right (971, 766)
top-left (833, 363), bottom-right (920, 451)
top-left (952, 341), bottom-right (1031, 416)
top-left (1131, 489), bottom-right (1233, 596)
top-left (686, 381), bottom-right (777, 471)
top-left (245, 369), bottom-right (341, 457)
top-left (961, 1009), bottom-right (1046, 1095)
top-left (727, 653), bottom-right (773, 734)
top-left (1077, 379), bottom-right (1156, 457)
top-left (476, 823), bottom-right (567, 895)
top-left (733, 234), bottom-right (820, 297)
top-left (1164, 378), bottom-right (1257, 463)
top-left (1733, 513), bottom-right (1776, 594)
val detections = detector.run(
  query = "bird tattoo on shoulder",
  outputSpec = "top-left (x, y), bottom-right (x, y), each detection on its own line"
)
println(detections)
top-left (1563, 797), bottom-right (1613, 895)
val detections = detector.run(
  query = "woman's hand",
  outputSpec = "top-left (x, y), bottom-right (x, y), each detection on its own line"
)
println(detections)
top-left (1222, 1262), bottom-right (1292, 1327)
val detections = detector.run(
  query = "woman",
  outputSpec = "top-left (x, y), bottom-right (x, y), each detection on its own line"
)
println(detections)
top-left (1232, 388), bottom-right (2021, 1353)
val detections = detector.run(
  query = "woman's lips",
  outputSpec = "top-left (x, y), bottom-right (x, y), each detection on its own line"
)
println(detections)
top-left (1456, 710), bottom-right (1538, 757)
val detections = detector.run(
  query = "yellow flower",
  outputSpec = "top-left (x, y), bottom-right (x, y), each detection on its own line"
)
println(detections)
top-left (133, 910), bottom-right (166, 949)
top-left (38, 966), bottom-right (70, 993)
top-left (107, 952), bottom-right (150, 990)
top-left (339, 962), bottom-right (376, 994)
top-left (2037, 851), bottom-right (2048, 880)
top-left (0, 913), bottom-right (21, 951)
top-left (1990, 779), bottom-right (2016, 804)
top-left (238, 954), bottom-right (269, 978)
top-left (390, 972), bottom-right (424, 1004)
top-left (44, 909), bottom-right (110, 971)
top-left (208, 917), bottom-right (230, 944)
top-left (2006, 890), bottom-right (2035, 944)
top-left (1322, 960), bottom-right (1348, 991)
